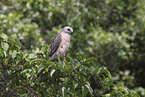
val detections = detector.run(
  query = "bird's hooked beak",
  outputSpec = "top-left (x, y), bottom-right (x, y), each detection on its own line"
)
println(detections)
top-left (71, 30), bottom-right (73, 34)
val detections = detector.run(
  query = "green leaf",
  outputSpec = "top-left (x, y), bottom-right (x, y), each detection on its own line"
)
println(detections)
top-left (11, 50), bottom-right (17, 59)
top-left (1, 42), bottom-right (9, 51)
top-left (96, 67), bottom-right (103, 74)
top-left (90, 66), bottom-right (95, 73)
top-left (82, 86), bottom-right (88, 97)
top-left (60, 78), bottom-right (65, 81)
top-left (0, 47), bottom-right (4, 56)
top-left (21, 69), bottom-right (32, 74)
top-left (50, 69), bottom-right (56, 77)
top-left (74, 83), bottom-right (78, 89)
top-left (38, 65), bottom-right (44, 74)
top-left (45, 62), bottom-right (56, 67)
top-left (87, 57), bottom-right (98, 61)
top-left (103, 94), bottom-right (111, 97)
top-left (131, 92), bottom-right (141, 97)
top-left (0, 33), bottom-right (8, 41)
top-left (13, 40), bottom-right (22, 49)
top-left (4, 58), bottom-right (8, 65)
top-left (104, 69), bottom-right (112, 79)
top-left (85, 82), bottom-right (93, 97)
top-left (3, 51), bottom-right (6, 57)
top-left (118, 88), bottom-right (129, 95)
top-left (26, 73), bottom-right (31, 79)
top-left (61, 87), bottom-right (67, 97)
top-left (76, 53), bottom-right (86, 60)
top-left (8, 38), bottom-right (22, 49)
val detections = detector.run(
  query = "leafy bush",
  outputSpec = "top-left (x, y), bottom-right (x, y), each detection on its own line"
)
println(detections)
top-left (0, 0), bottom-right (145, 96)
top-left (0, 33), bottom-right (139, 96)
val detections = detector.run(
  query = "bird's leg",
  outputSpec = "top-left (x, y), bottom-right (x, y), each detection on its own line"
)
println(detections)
top-left (63, 54), bottom-right (66, 61)
top-left (58, 56), bottom-right (60, 61)
top-left (64, 56), bottom-right (66, 61)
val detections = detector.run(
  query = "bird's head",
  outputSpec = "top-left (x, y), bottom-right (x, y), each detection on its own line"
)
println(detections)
top-left (62, 26), bottom-right (73, 34)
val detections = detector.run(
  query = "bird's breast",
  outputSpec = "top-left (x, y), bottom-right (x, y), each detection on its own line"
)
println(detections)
top-left (60, 39), bottom-right (70, 52)
top-left (57, 33), bottom-right (70, 56)
top-left (61, 32), bottom-right (70, 42)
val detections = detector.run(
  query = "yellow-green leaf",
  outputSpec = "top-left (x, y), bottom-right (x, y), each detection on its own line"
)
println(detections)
top-left (1, 42), bottom-right (9, 51)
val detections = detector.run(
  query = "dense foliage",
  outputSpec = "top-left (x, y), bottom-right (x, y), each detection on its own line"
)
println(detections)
top-left (0, 0), bottom-right (145, 96)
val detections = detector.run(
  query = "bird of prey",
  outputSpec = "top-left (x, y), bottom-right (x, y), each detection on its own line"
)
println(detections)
top-left (49, 26), bottom-right (73, 61)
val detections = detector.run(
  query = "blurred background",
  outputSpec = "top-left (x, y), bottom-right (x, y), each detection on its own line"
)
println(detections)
top-left (0, 0), bottom-right (145, 96)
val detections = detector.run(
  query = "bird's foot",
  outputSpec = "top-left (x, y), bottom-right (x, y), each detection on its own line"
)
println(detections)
top-left (63, 56), bottom-right (66, 61)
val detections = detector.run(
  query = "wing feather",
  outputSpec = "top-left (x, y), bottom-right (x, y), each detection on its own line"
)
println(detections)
top-left (49, 33), bottom-right (61, 57)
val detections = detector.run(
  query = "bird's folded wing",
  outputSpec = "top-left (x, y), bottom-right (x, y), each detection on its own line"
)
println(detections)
top-left (49, 33), bottom-right (61, 57)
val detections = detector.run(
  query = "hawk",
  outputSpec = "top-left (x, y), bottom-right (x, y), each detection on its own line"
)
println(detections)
top-left (49, 26), bottom-right (73, 61)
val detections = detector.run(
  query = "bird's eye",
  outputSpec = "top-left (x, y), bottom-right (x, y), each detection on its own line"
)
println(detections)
top-left (67, 29), bottom-right (71, 31)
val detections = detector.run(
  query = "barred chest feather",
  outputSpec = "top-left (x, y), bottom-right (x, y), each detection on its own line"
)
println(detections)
top-left (57, 32), bottom-right (70, 56)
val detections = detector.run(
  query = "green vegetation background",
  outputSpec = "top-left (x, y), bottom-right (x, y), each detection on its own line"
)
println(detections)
top-left (0, 0), bottom-right (145, 96)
